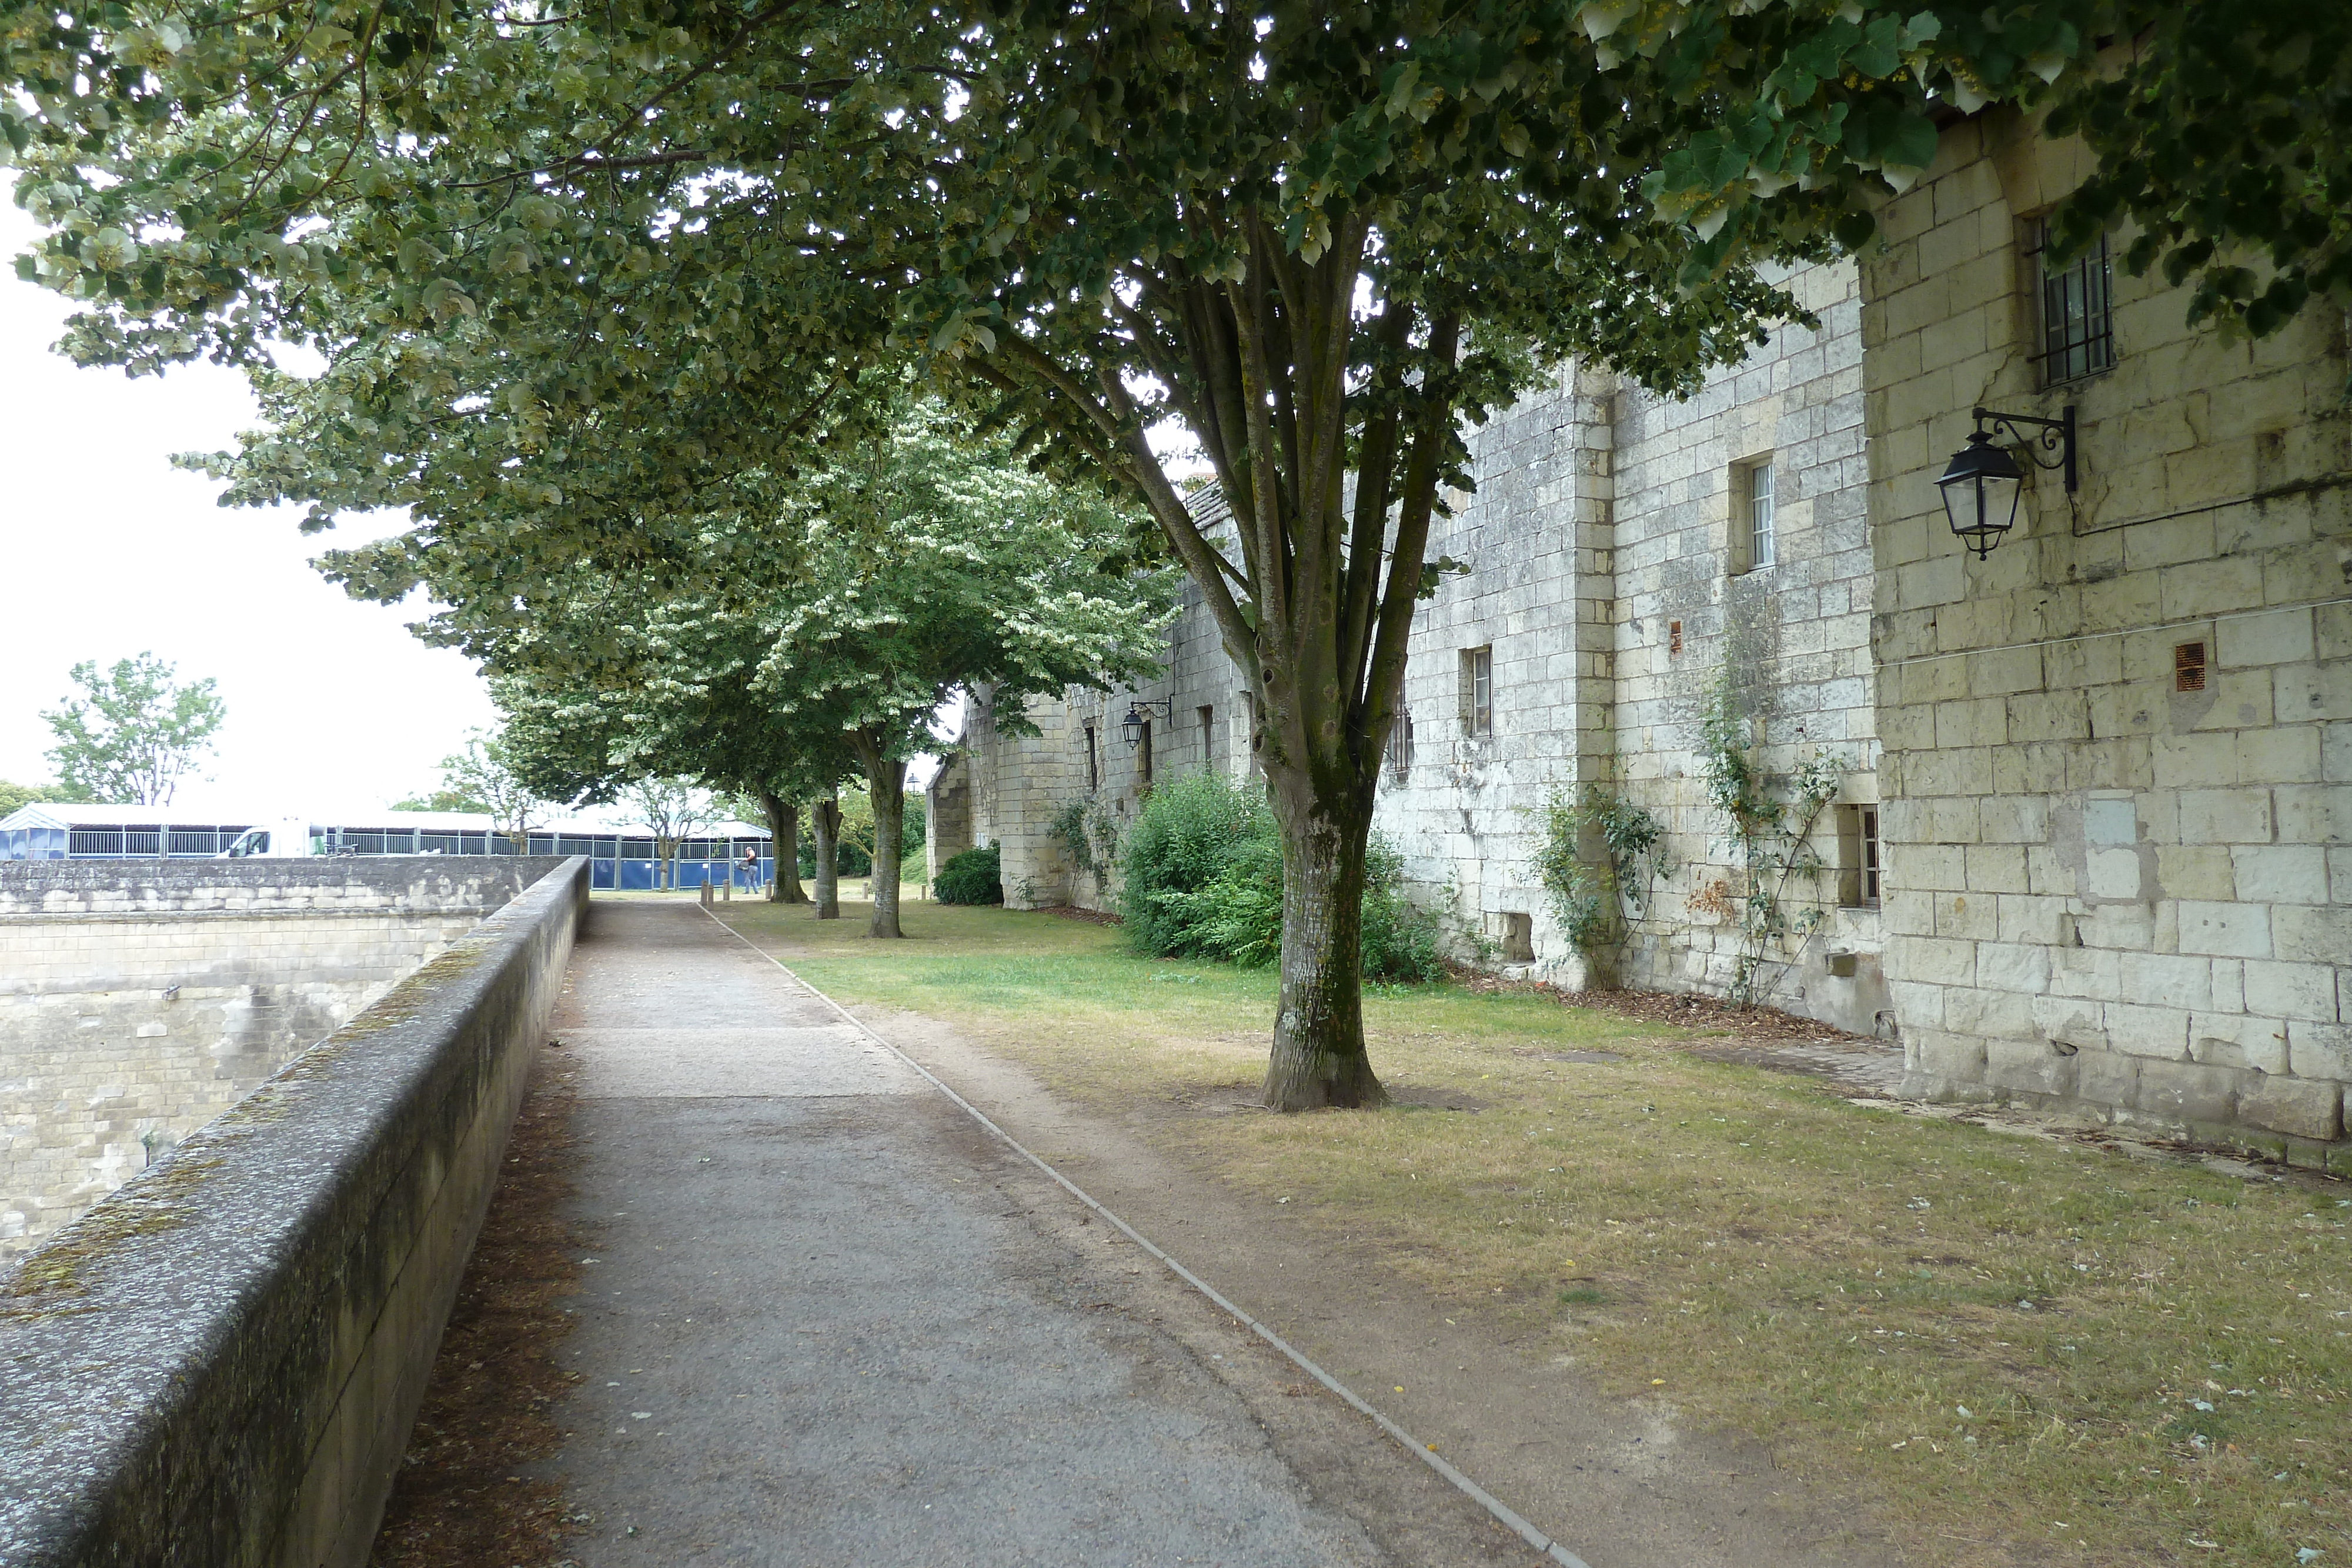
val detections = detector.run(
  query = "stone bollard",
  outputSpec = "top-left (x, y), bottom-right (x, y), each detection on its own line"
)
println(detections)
top-left (699, 879), bottom-right (714, 910)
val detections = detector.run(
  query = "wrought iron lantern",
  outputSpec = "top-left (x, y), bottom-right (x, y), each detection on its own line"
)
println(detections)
top-left (1120, 696), bottom-right (1172, 747)
top-left (1937, 404), bottom-right (2076, 559)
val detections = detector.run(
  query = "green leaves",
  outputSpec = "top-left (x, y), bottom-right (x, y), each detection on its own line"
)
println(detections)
top-left (40, 651), bottom-right (226, 807)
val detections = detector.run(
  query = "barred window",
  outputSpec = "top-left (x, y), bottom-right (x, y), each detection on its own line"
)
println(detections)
top-left (2032, 220), bottom-right (2115, 385)
top-left (1386, 710), bottom-right (1416, 781)
top-left (1837, 805), bottom-right (1881, 909)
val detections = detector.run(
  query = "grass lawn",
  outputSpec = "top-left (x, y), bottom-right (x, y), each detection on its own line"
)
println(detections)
top-left (706, 895), bottom-right (2351, 1567)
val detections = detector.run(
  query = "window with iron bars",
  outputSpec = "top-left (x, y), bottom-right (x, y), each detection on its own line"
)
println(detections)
top-left (2030, 220), bottom-right (2115, 386)
top-left (1386, 710), bottom-right (1415, 781)
top-left (1837, 805), bottom-right (1882, 909)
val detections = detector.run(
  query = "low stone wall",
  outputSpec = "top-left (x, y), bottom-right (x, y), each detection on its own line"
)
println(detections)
top-left (0, 856), bottom-right (588, 1568)
top-left (0, 857), bottom-right (557, 918)
top-left (1, 857), bottom-right (565, 1252)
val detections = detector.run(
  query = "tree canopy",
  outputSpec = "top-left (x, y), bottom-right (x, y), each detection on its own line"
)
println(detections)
top-left (41, 653), bottom-right (226, 807)
top-left (0, 779), bottom-right (86, 815)
top-left (433, 726), bottom-right (547, 842)
top-left (9, 0), bottom-right (2341, 1103)
top-left (396, 400), bottom-right (1174, 934)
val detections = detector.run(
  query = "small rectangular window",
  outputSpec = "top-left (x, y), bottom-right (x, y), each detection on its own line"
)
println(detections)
top-left (2174, 641), bottom-right (2207, 693)
top-left (1138, 719), bottom-right (1153, 786)
top-left (1749, 460), bottom-right (1775, 570)
top-left (2032, 219), bottom-right (2115, 385)
top-left (1198, 704), bottom-right (1215, 768)
top-left (1731, 458), bottom-right (1775, 573)
top-left (1836, 804), bottom-right (1881, 909)
top-left (1386, 710), bottom-right (1415, 782)
top-left (1460, 646), bottom-right (1493, 738)
top-left (1084, 725), bottom-right (1098, 791)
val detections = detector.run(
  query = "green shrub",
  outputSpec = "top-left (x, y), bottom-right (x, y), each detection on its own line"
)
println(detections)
top-left (1360, 838), bottom-right (1448, 984)
top-left (1120, 771), bottom-right (1274, 956)
top-left (1163, 831), bottom-right (1284, 965)
top-left (1124, 774), bottom-right (1444, 981)
top-left (933, 843), bottom-right (1004, 905)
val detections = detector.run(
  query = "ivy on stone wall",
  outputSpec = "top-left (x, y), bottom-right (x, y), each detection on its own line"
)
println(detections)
top-left (1695, 673), bottom-right (1845, 1005)
top-left (1050, 797), bottom-right (1122, 904)
top-left (1532, 784), bottom-right (1673, 973)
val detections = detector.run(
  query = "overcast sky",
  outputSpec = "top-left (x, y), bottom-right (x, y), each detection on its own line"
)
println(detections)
top-left (0, 204), bottom-right (499, 818)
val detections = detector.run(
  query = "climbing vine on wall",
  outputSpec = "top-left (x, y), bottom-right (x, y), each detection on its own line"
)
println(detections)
top-left (1694, 671), bottom-right (1844, 1004)
top-left (1050, 796), bottom-right (1123, 901)
top-left (1532, 784), bottom-right (1673, 968)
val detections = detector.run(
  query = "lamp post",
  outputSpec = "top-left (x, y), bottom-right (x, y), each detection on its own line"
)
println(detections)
top-left (1936, 405), bottom-right (2076, 559)
top-left (1120, 696), bottom-right (1173, 747)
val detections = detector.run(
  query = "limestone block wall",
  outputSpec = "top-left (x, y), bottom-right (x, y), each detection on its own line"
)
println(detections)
top-left (1860, 108), bottom-right (2351, 1164)
top-left (0, 858), bottom-right (560, 1253)
top-left (1371, 365), bottom-right (1613, 980)
top-left (958, 684), bottom-right (1091, 909)
top-left (953, 567), bottom-right (1254, 914)
top-left (926, 754), bottom-right (974, 882)
top-left (1601, 259), bottom-right (1888, 1033)
top-left (1363, 259), bottom-right (1884, 1031)
top-left (971, 263), bottom-right (1885, 1027)
top-left (0, 857), bottom-right (587, 1568)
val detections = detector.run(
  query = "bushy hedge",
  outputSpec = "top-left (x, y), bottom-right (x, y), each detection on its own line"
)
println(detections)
top-left (1119, 771), bottom-right (1271, 955)
top-left (933, 842), bottom-right (1004, 905)
top-left (1119, 772), bottom-right (1445, 982)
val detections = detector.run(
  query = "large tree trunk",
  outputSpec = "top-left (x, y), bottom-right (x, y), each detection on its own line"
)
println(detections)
top-left (853, 734), bottom-right (906, 938)
top-left (811, 798), bottom-right (841, 920)
top-left (1016, 227), bottom-right (1452, 1112)
top-left (1259, 768), bottom-right (1387, 1110)
top-left (759, 790), bottom-right (807, 904)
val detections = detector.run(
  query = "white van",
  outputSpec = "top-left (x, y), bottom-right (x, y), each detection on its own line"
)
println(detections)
top-left (218, 818), bottom-right (318, 858)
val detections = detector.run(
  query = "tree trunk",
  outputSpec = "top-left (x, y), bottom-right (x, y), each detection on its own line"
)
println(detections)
top-left (853, 735), bottom-right (906, 938)
top-left (811, 798), bottom-right (841, 920)
top-left (1259, 774), bottom-right (1387, 1111)
top-left (759, 790), bottom-right (807, 904)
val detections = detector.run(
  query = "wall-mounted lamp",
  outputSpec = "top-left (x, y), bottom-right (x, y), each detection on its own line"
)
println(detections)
top-left (1120, 696), bottom-right (1172, 747)
top-left (1937, 404), bottom-right (2076, 559)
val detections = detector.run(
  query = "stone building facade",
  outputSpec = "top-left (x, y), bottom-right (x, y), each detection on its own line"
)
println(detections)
top-left (932, 108), bottom-right (2348, 1166)
top-left (1860, 111), bottom-right (2349, 1160)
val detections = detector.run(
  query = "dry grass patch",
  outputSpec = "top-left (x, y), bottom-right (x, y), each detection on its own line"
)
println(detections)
top-left (715, 897), bottom-right (2352, 1567)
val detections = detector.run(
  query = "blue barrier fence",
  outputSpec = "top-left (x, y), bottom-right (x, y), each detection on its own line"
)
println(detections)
top-left (591, 858), bottom-right (774, 891)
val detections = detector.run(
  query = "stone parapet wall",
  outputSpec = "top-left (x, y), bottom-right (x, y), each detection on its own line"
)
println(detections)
top-left (0, 858), bottom-right (565, 1252)
top-left (1860, 106), bottom-right (2350, 1165)
top-left (0, 856), bottom-right (554, 918)
top-left (0, 857), bottom-right (587, 1568)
